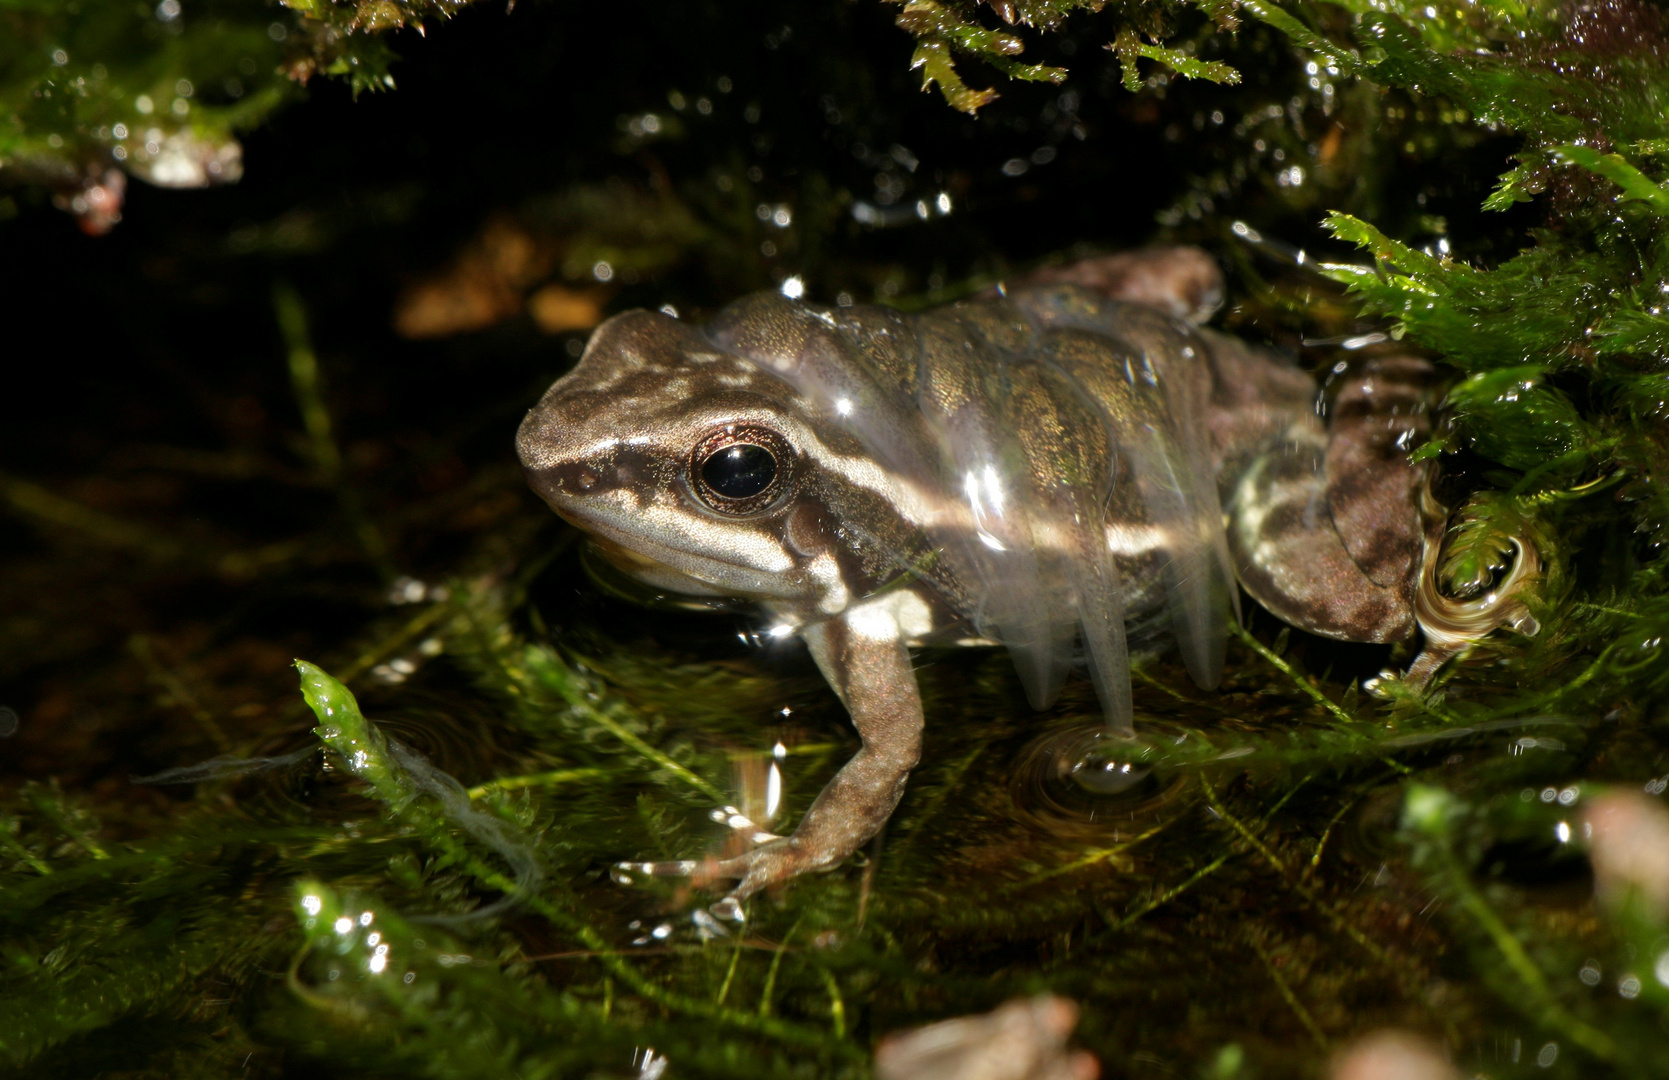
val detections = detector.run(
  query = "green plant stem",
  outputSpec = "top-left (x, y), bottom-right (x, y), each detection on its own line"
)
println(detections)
top-left (26, 790), bottom-right (107, 861)
top-left (0, 470), bottom-right (182, 560)
top-left (1200, 775), bottom-right (1394, 972)
top-left (1005, 821), bottom-right (1171, 891)
top-left (1434, 847), bottom-right (1619, 1062)
top-left (1232, 622), bottom-right (1355, 727)
top-left (1246, 932), bottom-right (1328, 1049)
top-left (1113, 853), bottom-right (1232, 930)
top-left (468, 768), bottom-right (607, 799)
top-left (0, 823), bottom-right (52, 876)
top-left (457, 601), bottom-right (729, 803)
top-left (716, 934), bottom-right (745, 1006)
top-left (757, 916), bottom-right (801, 1018)
top-left (274, 281), bottom-right (397, 582)
top-left (819, 966), bottom-right (847, 1038)
top-left (130, 634), bottom-right (232, 754)
top-left (1113, 777), bottom-right (1309, 929)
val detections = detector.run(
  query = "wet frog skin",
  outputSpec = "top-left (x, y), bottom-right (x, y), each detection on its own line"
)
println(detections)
top-left (516, 248), bottom-right (1508, 912)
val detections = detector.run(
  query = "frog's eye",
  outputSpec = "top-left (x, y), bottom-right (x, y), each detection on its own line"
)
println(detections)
top-left (703, 444), bottom-right (775, 498)
top-left (690, 427), bottom-right (792, 514)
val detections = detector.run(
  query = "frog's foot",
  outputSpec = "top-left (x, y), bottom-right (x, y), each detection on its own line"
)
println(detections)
top-left (612, 803), bottom-right (781, 906)
top-left (997, 246), bottom-right (1225, 324)
top-left (1373, 519), bottom-right (1542, 695)
top-left (616, 832), bottom-right (832, 923)
top-left (703, 838), bottom-right (837, 919)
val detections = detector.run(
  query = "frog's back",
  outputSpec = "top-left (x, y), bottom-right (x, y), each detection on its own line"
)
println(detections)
top-left (710, 282), bottom-right (1274, 735)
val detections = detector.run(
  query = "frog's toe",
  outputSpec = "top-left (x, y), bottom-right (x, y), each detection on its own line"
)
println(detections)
top-left (609, 805), bottom-right (796, 906)
top-left (710, 896), bottom-right (747, 923)
top-left (710, 838), bottom-right (817, 911)
top-left (605, 844), bottom-right (792, 921)
top-left (610, 858), bottom-right (699, 885)
top-left (1402, 528), bottom-right (1542, 689)
top-left (706, 804), bottom-right (785, 846)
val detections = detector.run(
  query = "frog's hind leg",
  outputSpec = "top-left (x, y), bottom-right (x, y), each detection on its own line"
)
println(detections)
top-left (1227, 356), bottom-right (1436, 643)
top-left (1228, 439), bottom-right (1420, 642)
top-left (1323, 356), bottom-right (1433, 592)
top-left (1006, 246), bottom-right (1226, 325)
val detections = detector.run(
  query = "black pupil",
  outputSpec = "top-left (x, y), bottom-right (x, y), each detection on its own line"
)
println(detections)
top-left (702, 443), bottom-right (776, 500)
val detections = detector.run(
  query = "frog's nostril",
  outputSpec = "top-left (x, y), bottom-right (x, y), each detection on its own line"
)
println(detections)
top-left (525, 461), bottom-right (604, 504)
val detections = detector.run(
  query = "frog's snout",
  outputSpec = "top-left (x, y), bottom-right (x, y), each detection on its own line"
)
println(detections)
top-left (523, 453), bottom-right (640, 508)
top-left (518, 398), bottom-right (602, 496)
top-left (518, 429), bottom-right (652, 514)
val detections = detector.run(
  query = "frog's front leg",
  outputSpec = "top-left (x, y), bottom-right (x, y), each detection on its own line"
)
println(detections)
top-left (706, 606), bottom-right (923, 914)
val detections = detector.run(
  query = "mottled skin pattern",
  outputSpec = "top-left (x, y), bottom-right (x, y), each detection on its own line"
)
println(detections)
top-left (516, 248), bottom-right (1431, 911)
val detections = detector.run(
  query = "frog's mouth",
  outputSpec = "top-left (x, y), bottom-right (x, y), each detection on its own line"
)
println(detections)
top-left (544, 501), bottom-right (800, 603)
top-left (582, 532), bottom-right (731, 599)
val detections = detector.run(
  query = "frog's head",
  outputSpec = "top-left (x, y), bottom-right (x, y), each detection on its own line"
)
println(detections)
top-left (517, 308), bottom-right (834, 603)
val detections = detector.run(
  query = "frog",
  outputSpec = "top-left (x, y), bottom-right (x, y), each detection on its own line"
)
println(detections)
top-left (516, 246), bottom-right (1534, 916)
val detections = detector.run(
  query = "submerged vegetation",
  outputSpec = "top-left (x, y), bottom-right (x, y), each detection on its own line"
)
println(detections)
top-left (3, 0), bottom-right (1669, 1075)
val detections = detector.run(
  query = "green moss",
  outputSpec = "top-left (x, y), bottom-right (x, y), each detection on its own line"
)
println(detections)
top-left (0, 0), bottom-right (474, 224)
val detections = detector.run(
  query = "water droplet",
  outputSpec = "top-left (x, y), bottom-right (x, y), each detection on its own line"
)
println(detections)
top-left (1067, 741), bottom-right (1153, 795)
top-left (1008, 723), bottom-right (1182, 838)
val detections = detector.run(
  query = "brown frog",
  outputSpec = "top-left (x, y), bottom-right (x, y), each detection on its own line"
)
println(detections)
top-left (516, 247), bottom-right (1531, 916)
